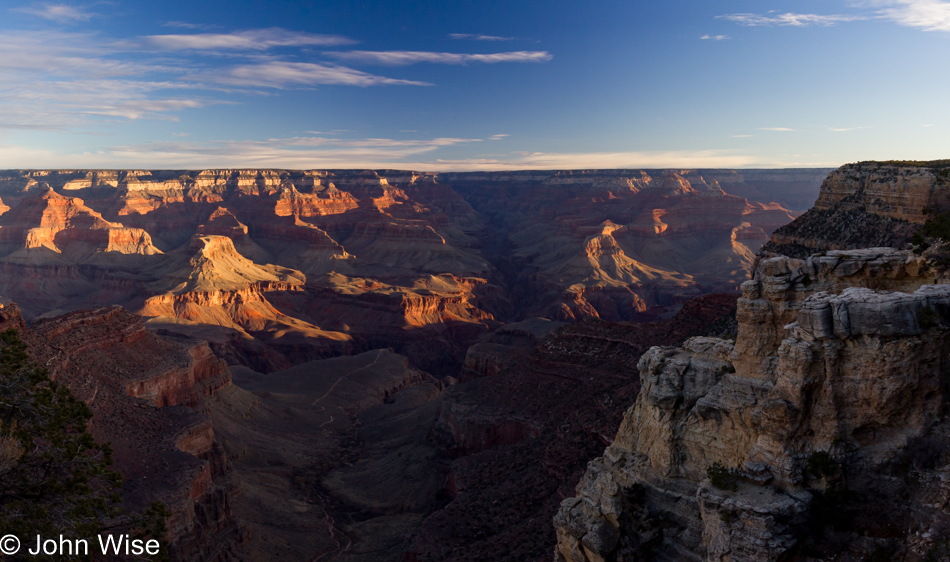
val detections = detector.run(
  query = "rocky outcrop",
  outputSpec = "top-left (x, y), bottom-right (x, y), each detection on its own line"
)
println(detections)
top-left (7, 304), bottom-right (245, 562)
top-left (766, 161), bottom-right (950, 256)
top-left (813, 163), bottom-right (950, 223)
top-left (0, 187), bottom-right (162, 262)
top-left (554, 247), bottom-right (950, 561)
top-left (408, 294), bottom-right (740, 562)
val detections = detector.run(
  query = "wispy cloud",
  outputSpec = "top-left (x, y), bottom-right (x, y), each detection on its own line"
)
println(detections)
top-left (489, 134), bottom-right (509, 140)
top-left (5, 141), bottom-right (778, 171)
top-left (325, 50), bottom-right (553, 66)
top-left (871, 0), bottom-right (950, 31)
top-left (36, 135), bottom-right (485, 168)
top-left (922, 123), bottom-right (936, 127)
top-left (15, 3), bottom-right (95, 23)
top-left (828, 126), bottom-right (872, 132)
top-left (0, 132), bottom-right (843, 170)
top-left (0, 31), bottom-right (213, 129)
top-left (759, 127), bottom-right (798, 132)
top-left (0, 24), bottom-right (438, 130)
top-left (731, 134), bottom-right (754, 138)
top-left (719, 12), bottom-right (863, 26)
top-left (140, 28), bottom-right (355, 51)
top-left (700, 34), bottom-right (730, 40)
top-left (418, 150), bottom-right (802, 171)
top-left (161, 21), bottom-right (207, 29)
top-left (201, 61), bottom-right (430, 88)
top-left (721, 2), bottom-right (950, 32)
top-left (449, 33), bottom-right (515, 41)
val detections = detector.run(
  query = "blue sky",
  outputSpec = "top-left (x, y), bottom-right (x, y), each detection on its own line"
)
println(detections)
top-left (0, 0), bottom-right (948, 170)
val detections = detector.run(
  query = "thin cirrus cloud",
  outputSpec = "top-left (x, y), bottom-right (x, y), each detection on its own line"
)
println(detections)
top-left (161, 21), bottom-right (208, 29)
top-left (759, 127), bottom-right (798, 132)
top-left (718, 12), bottom-right (864, 26)
top-left (449, 33), bottom-right (515, 41)
top-left (37, 143), bottom-right (779, 171)
top-left (700, 34), bottom-right (730, 40)
top-left (140, 28), bottom-right (355, 51)
top-left (872, 0), bottom-right (950, 31)
top-left (325, 50), bottom-right (553, 66)
top-left (416, 150), bottom-right (789, 171)
top-left (14, 3), bottom-right (95, 23)
top-left (0, 18), bottom-right (544, 139)
top-left (70, 135), bottom-right (486, 169)
top-left (719, 1), bottom-right (950, 32)
top-left (201, 61), bottom-right (431, 88)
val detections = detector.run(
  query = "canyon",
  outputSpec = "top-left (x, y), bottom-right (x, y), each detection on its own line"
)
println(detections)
top-left (556, 161), bottom-right (950, 561)
top-left (18, 164), bottom-right (950, 561)
top-left (0, 168), bottom-right (823, 376)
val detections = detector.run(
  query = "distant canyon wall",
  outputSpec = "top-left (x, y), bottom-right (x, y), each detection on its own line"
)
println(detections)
top-left (0, 168), bottom-right (827, 373)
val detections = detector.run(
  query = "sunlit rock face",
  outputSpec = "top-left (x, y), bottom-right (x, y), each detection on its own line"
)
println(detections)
top-left (554, 245), bottom-right (950, 562)
top-left (0, 168), bottom-right (822, 374)
top-left (767, 161), bottom-right (950, 256)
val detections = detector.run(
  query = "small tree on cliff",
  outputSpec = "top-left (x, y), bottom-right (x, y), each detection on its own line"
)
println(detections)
top-left (0, 328), bottom-right (124, 540)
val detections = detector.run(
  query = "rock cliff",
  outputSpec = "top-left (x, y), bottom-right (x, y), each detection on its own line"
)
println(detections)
top-left (407, 294), bottom-right (741, 561)
top-left (766, 161), bottom-right (950, 257)
top-left (0, 303), bottom-right (245, 562)
top-left (0, 168), bottom-right (823, 375)
top-left (554, 247), bottom-right (950, 561)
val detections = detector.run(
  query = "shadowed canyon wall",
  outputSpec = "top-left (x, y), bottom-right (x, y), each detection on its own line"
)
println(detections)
top-left (555, 161), bottom-right (950, 562)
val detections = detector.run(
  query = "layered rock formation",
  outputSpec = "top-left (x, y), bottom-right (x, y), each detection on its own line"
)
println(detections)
top-left (0, 167), bottom-right (833, 562)
top-left (0, 168), bottom-right (822, 374)
top-left (450, 169), bottom-right (806, 320)
top-left (407, 294), bottom-right (741, 561)
top-left (0, 303), bottom-right (244, 561)
top-left (766, 161), bottom-right (950, 257)
top-left (554, 247), bottom-right (950, 561)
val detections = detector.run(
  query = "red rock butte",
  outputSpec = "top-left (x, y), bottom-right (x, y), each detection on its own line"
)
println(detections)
top-left (0, 168), bottom-right (827, 374)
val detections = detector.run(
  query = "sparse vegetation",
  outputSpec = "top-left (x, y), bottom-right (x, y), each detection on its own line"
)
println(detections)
top-left (866, 159), bottom-right (950, 169)
top-left (623, 483), bottom-right (645, 504)
top-left (913, 206), bottom-right (950, 263)
top-left (0, 329), bottom-right (124, 541)
top-left (706, 462), bottom-right (739, 491)
top-left (805, 450), bottom-right (840, 480)
top-left (918, 305), bottom-right (939, 328)
top-left (0, 328), bottom-right (170, 559)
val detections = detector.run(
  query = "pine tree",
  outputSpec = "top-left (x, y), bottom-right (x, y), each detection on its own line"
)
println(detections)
top-left (0, 328), bottom-right (124, 541)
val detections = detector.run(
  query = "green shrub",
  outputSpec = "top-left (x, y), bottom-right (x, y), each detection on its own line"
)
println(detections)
top-left (706, 462), bottom-right (739, 491)
top-left (623, 483), bottom-right (645, 504)
top-left (0, 328), bottom-right (171, 559)
top-left (918, 305), bottom-right (939, 329)
top-left (805, 451), bottom-right (840, 480)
